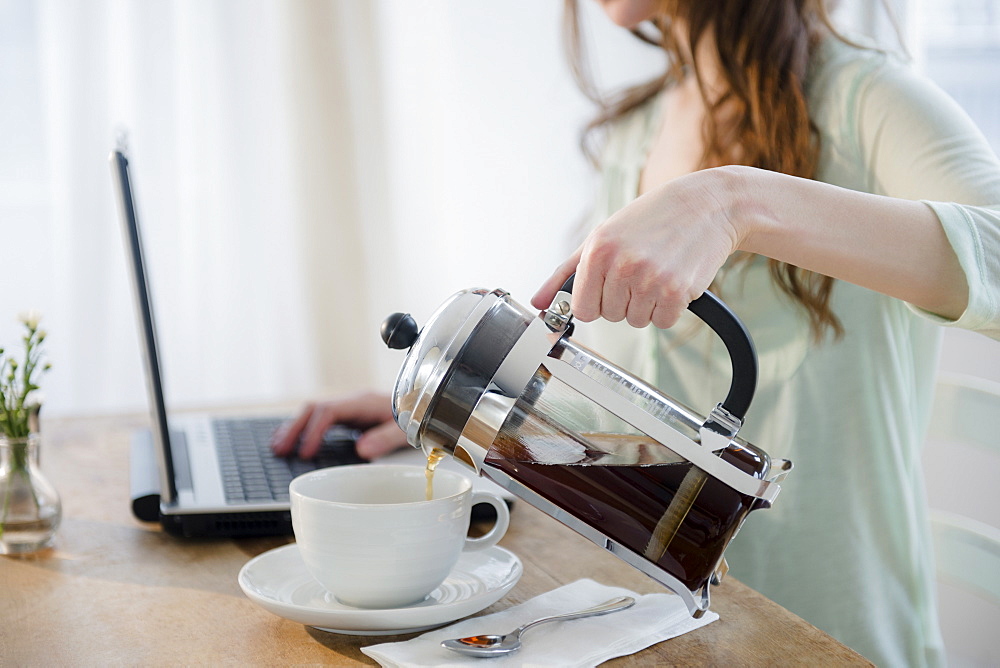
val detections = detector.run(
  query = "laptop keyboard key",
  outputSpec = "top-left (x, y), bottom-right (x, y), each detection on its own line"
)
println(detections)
top-left (212, 417), bottom-right (361, 504)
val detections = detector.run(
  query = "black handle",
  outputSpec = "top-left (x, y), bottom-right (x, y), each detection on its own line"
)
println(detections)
top-left (556, 273), bottom-right (757, 421)
top-left (686, 291), bottom-right (757, 420)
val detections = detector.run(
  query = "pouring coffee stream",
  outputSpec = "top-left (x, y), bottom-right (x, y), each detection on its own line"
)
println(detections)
top-left (380, 276), bottom-right (791, 617)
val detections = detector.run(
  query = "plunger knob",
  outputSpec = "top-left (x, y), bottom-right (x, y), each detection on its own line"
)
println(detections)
top-left (381, 312), bottom-right (419, 350)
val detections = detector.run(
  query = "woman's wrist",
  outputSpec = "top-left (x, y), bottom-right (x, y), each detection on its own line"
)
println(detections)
top-left (703, 165), bottom-right (773, 256)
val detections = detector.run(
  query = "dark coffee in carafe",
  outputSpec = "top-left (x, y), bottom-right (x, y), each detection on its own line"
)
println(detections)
top-left (483, 433), bottom-right (767, 593)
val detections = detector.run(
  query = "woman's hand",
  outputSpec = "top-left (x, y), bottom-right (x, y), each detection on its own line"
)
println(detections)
top-left (270, 391), bottom-right (407, 461)
top-left (533, 168), bottom-right (744, 327)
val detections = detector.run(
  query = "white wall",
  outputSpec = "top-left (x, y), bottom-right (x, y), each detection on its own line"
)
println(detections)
top-left (365, 1), bottom-right (664, 387)
top-left (0, 0), bottom-right (996, 420)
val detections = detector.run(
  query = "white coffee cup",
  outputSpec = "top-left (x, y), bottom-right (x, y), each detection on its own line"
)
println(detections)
top-left (289, 464), bottom-right (510, 609)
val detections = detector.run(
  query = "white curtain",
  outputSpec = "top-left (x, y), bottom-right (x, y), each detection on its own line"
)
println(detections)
top-left (1, 0), bottom-right (996, 418)
top-left (0, 0), bottom-right (654, 417)
top-left (4, 1), bottom-right (315, 415)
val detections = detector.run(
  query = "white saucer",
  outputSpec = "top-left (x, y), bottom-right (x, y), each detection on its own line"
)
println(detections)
top-left (238, 543), bottom-right (522, 635)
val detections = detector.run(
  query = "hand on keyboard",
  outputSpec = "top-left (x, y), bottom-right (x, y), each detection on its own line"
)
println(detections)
top-left (269, 392), bottom-right (408, 460)
top-left (215, 417), bottom-right (364, 504)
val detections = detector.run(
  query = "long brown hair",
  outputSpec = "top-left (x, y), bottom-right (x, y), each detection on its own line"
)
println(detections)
top-left (565, 0), bottom-right (850, 341)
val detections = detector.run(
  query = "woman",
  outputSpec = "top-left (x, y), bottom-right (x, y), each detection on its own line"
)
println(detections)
top-left (275, 2), bottom-right (1000, 665)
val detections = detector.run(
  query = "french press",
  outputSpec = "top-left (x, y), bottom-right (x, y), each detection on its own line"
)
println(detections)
top-left (381, 277), bottom-right (791, 617)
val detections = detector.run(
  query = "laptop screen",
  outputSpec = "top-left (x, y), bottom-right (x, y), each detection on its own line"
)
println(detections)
top-left (110, 148), bottom-right (178, 504)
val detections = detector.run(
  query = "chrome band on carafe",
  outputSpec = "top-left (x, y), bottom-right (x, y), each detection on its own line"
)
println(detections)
top-left (412, 291), bottom-right (528, 456)
top-left (391, 289), bottom-right (500, 449)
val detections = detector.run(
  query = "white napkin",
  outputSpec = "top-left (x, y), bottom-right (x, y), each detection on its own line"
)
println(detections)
top-left (361, 579), bottom-right (718, 668)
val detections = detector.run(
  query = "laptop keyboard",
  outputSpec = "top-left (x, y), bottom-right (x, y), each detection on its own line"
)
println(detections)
top-left (213, 417), bottom-right (363, 504)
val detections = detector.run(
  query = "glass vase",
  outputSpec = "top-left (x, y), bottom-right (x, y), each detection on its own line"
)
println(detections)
top-left (0, 433), bottom-right (62, 555)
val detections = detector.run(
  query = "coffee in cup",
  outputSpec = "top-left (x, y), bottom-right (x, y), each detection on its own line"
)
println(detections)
top-left (289, 464), bottom-right (510, 609)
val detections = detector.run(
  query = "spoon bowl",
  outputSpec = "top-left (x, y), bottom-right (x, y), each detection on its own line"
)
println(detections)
top-left (441, 633), bottom-right (524, 656)
top-left (441, 595), bottom-right (635, 657)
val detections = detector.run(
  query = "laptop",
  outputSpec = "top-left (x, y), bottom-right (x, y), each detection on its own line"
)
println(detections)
top-left (109, 147), bottom-right (365, 538)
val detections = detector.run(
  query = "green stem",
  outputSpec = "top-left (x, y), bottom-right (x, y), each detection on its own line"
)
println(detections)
top-left (17, 333), bottom-right (36, 413)
top-left (1, 321), bottom-right (48, 440)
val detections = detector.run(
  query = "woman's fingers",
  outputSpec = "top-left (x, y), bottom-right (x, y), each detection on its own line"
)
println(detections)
top-left (650, 299), bottom-right (686, 329)
top-left (269, 403), bottom-right (316, 456)
top-left (531, 247), bottom-right (583, 310)
top-left (271, 392), bottom-right (396, 460)
top-left (297, 404), bottom-right (346, 459)
top-left (570, 253), bottom-right (604, 322)
top-left (355, 421), bottom-right (409, 460)
top-left (624, 288), bottom-right (657, 328)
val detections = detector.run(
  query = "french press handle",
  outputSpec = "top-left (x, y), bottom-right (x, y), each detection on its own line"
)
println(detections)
top-left (555, 274), bottom-right (758, 421)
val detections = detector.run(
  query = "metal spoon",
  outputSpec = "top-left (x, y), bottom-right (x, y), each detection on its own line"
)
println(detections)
top-left (441, 595), bottom-right (636, 657)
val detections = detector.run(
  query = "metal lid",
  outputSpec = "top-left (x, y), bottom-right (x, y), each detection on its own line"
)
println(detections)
top-left (387, 288), bottom-right (511, 451)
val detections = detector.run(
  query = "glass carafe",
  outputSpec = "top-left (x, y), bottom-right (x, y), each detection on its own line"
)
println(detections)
top-left (381, 280), bottom-right (791, 616)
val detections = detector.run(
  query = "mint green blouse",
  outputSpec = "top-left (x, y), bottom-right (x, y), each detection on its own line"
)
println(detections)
top-left (577, 37), bottom-right (1000, 668)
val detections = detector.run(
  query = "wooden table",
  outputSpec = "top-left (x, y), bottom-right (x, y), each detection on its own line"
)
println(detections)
top-left (1, 413), bottom-right (872, 665)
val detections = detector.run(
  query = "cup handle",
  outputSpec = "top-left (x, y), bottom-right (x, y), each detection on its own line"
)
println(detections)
top-left (463, 491), bottom-right (510, 551)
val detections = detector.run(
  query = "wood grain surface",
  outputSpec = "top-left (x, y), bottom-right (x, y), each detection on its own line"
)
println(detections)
top-left (0, 412), bottom-right (872, 666)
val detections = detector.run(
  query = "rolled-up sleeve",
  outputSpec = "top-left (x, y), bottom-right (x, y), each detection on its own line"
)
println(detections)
top-left (920, 201), bottom-right (1000, 336)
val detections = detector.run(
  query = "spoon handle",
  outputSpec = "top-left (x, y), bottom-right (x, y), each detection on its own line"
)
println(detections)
top-left (518, 596), bottom-right (635, 636)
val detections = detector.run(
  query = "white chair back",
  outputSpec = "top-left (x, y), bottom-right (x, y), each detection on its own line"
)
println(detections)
top-left (924, 372), bottom-right (1000, 666)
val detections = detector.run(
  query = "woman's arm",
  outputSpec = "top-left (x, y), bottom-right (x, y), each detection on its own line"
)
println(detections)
top-left (532, 165), bottom-right (967, 327)
top-left (535, 57), bottom-right (1000, 335)
top-left (739, 166), bottom-right (968, 318)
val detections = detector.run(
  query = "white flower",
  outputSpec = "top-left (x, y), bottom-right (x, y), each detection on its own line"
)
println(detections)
top-left (18, 310), bottom-right (42, 330)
